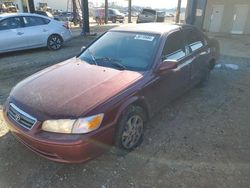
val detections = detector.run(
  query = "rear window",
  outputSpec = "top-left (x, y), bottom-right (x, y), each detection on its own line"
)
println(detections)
top-left (185, 29), bottom-right (205, 52)
top-left (142, 9), bottom-right (156, 16)
top-left (0, 17), bottom-right (22, 30)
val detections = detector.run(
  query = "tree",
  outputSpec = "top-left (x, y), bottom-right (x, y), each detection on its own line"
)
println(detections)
top-left (176, 0), bottom-right (182, 23)
top-left (128, 0), bottom-right (132, 23)
top-left (81, 0), bottom-right (90, 35)
top-left (105, 0), bottom-right (108, 24)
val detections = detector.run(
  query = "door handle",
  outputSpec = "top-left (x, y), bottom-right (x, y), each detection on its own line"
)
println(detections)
top-left (43, 29), bottom-right (48, 32)
top-left (17, 32), bottom-right (24, 35)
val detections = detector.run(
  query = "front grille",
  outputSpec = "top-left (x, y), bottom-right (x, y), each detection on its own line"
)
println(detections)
top-left (7, 103), bottom-right (37, 130)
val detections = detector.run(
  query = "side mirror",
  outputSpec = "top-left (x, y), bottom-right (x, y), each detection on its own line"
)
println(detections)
top-left (80, 46), bottom-right (86, 53)
top-left (157, 60), bottom-right (178, 74)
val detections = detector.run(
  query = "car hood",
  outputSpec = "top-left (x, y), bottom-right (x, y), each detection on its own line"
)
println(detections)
top-left (10, 58), bottom-right (143, 119)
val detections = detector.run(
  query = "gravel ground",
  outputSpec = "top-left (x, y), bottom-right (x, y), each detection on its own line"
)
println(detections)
top-left (0, 33), bottom-right (250, 188)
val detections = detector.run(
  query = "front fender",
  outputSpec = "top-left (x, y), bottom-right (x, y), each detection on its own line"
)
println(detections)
top-left (113, 95), bottom-right (149, 124)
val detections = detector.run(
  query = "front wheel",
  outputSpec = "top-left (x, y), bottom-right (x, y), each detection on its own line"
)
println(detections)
top-left (114, 106), bottom-right (146, 151)
top-left (47, 34), bottom-right (63, 51)
top-left (112, 18), bottom-right (116, 23)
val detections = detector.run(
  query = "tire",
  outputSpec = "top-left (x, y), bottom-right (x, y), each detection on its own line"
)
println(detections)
top-left (198, 66), bottom-right (211, 88)
top-left (112, 18), bottom-right (116, 23)
top-left (114, 105), bottom-right (146, 152)
top-left (47, 34), bottom-right (63, 51)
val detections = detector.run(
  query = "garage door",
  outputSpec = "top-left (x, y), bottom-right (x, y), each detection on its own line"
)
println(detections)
top-left (209, 5), bottom-right (224, 33)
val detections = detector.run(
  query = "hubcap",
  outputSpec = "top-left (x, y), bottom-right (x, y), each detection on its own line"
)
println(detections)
top-left (121, 115), bottom-right (143, 149)
top-left (49, 36), bottom-right (62, 49)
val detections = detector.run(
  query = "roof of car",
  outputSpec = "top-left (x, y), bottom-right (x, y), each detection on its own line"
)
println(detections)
top-left (110, 23), bottom-right (193, 35)
top-left (0, 13), bottom-right (49, 20)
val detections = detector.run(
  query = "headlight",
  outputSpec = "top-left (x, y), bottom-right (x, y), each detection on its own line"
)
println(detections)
top-left (42, 114), bottom-right (104, 134)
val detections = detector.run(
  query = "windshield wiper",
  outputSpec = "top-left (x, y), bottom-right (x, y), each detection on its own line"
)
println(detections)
top-left (97, 57), bottom-right (127, 70)
top-left (87, 49), bottom-right (98, 65)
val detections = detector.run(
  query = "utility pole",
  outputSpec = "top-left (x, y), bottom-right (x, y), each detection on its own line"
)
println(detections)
top-left (176, 0), bottom-right (182, 23)
top-left (128, 0), bottom-right (132, 23)
top-left (105, 0), bottom-right (108, 24)
top-left (81, 0), bottom-right (90, 35)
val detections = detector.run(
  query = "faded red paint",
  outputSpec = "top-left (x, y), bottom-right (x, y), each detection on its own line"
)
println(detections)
top-left (3, 24), bottom-right (219, 163)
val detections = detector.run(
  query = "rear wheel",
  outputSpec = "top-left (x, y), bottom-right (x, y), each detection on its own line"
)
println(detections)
top-left (198, 66), bottom-right (212, 87)
top-left (47, 34), bottom-right (63, 50)
top-left (114, 106), bottom-right (146, 152)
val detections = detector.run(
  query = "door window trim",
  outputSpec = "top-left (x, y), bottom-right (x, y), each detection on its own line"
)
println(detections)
top-left (184, 28), bottom-right (206, 53)
top-left (161, 30), bottom-right (189, 63)
top-left (0, 16), bottom-right (24, 30)
top-left (22, 16), bottom-right (50, 28)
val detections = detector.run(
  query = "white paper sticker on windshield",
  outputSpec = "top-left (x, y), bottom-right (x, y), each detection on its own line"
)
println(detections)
top-left (134, 35), bottom-right (155, 41)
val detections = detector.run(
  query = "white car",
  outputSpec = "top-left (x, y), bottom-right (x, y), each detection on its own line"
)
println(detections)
top-left (0, 13), bottom-right (72, 53)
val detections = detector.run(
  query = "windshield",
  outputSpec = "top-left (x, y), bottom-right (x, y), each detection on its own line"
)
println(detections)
top-left (79, 31), bottom-right (159, 71)
top-left (142, 9), bottom-right (156, 16)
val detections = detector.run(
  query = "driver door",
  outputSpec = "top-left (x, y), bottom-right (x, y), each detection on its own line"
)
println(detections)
top-left (0, 16), bottom-right (27, 52)
top-left (144, 30), bottom-right (191, 112)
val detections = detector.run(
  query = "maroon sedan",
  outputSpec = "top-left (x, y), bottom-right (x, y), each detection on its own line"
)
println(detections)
top-left (3, 23), bottom-right (219, 163)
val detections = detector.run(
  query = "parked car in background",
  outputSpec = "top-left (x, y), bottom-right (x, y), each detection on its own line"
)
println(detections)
top-left (137, 9), bottom-right (166, 23)
top-left (54, 11), bottom-right (82, 25)
top-left (34, 10), bottom-right (55, 19)
top-left (93, 8), bottom-right (125, 23)
top-left (0, 13), bottom-right (72, 53)
top-left (7, 5), bottom-right (17, 13)
top-left (166, 13), bottom-right (175, 17)
top-left (0, 3), bottom-right (7, 13)
top-left (137, 8), bottom-right (157, 23)
top-left (3, 1), bottom-right (18, 13)
top-left (3, 23), bottom-right (219, 163)
top-left (156, 11), bottom-right (165, 22)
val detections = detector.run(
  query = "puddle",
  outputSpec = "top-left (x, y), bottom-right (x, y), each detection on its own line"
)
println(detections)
top-left (215, 64), bottom-right (239, 70)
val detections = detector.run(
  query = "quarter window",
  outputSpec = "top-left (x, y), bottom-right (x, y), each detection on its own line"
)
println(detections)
top-left (0, 17), bottom-right (22, 30)
top-left (186, 30), bottom-right (205, 51)
top-left (161, 31), bottom-right (186, 61)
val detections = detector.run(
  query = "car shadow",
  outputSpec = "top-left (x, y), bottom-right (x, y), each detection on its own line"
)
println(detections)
top-left (0, 47), bottom-right (49, 58)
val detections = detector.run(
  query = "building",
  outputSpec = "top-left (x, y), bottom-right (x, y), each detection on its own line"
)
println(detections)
top-left (0, 0), bottom-right (35, 12)
top-left (186, 0), bottom-right (250, 34)
top-left (33, 0), bottom-right (67, 11)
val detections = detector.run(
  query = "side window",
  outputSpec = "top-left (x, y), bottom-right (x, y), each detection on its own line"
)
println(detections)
top-left (161, 31), bottom-right (186, 61)
top-left (0, 17), bottom-right (22, 30)
top-left (186, 29), bottom-right (205, 52)
top-left (23, 16), bottom-right (49, 27)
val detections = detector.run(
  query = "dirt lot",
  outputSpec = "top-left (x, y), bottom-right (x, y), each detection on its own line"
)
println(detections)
top-left (0, 32), bottom-right (250, 188)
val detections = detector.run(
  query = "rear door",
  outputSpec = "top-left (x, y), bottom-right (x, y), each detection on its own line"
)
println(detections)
top-left (184, 28), bottom-right (210, 85)
top-left (21, 16), bottom-right (51, 47)
top-left (0, 16), bottom-right (27, 52)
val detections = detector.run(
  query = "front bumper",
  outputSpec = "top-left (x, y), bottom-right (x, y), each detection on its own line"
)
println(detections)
top-left (116, 17), bottom-right (125, 22)
top-left (3, 111), bottom-right (115, 163)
